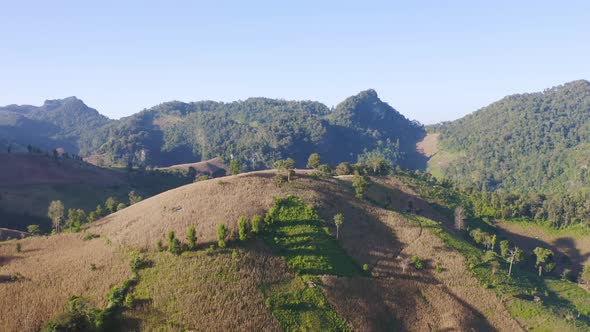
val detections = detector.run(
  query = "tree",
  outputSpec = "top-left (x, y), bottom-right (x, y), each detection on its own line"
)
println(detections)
top-left (507, 246), bottom-right (522, 277)
top-left (334, 213), bottom-right (344, 240)
top-left (334, 162), bottom-right (352, 176)
top-left (317, 164), bottom-right (332, 178)
top-left (490, 234), bottom-right (497, 251)
top-left (187, 166), bottom-right (197, 181)
top-left (500, 240), bottom-right (510, 258)
top-left (454, 206), bottom-right (466, 231)
top-left (27, 224), bottom-right (41, 235)
top-left (117, 203), bottom-right (127, 211)
top-left (533, 247), bottom-right (553, 276)
top-left (65, 208), bottom-right (86, 230)
top-left (167, 231), bottom-right (181, 255)
top-left (352, 172), bottom-right (369, 199)
top-left (238, 216), bottom-right (248, 241)
top-left (48, 200), bottom-right (65, 233)
top-left (128, 191), bottom-right (143, 205)
top-left (105, 197), bottom-right (118, 214)
top-left (365, 154), bottom-right (389, 175)
top-left (274, 158), bottom-right (296, 182)
top-left (251, 214), bottom-right (261, 234)
top-left (307, 153), bottom-right (321, 169)
top-left (230, 160), bottom-right (240, 175)
top-left (187, 226), bottom-right (197, 250)
top-left (94, 205), bottom-right (106, 219)
top-left (217, 224), bottom-right (228, 248)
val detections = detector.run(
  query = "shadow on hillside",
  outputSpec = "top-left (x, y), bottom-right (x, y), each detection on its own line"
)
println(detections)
top-left (309, 177), bottom-right (498, 331)
top-left (498, 226), bottom-right (589, 274)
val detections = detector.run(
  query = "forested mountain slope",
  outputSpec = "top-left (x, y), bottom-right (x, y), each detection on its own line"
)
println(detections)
top-left (431, 80), bottom-right (590, 194)
top-left (0, 97), bottom-right (110, 154)
top-left (91, 90), bottom-right (425, 169)
top-left (0, 91), bottom-right (425, 170)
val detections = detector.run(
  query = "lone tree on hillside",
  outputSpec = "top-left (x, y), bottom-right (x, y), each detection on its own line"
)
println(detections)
top-left (48, 200), bottom-right (65, 233)
top-left (230, 159), bottom-right (240, 175)
top-left (167, 230), bottom-right (181, 255)
top-left (307, 153), bottom-right (321, 169)
top-left (507, 246), bottom-right (522, 277)
top-left (334, 213), bottom-right (344, 240)
top-left (335, 162), bottom-right (353, 176)
top-left (187, 226), bottom-right (197, 250)
top-left (27, 224), bottom-right (41, 236)
top-left (105, 197), bottom-right (118, 214)
top-left (454, 206), bottom-right (466, 232)
top-left (533, 247), bottom-right (554, 277)
top-left (217, 224), bottom-right (228, 248)
top-left (274, 158), bottom-right (296, 182)
top-left (251, 214), bottom-right (262, 234)
top-left (187, 166), bottom-right (197, 181)
top-left (238, 216), bottom-right (248, 241)
top-left (128, 191), bottom-right (143, 205)
top-left (352, 172), bottom-right (369, 199)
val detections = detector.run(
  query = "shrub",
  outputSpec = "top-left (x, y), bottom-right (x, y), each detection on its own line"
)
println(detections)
top-left (15, 243), bottom-right (21, 253)
top-left (27, 224), bottom-right (41, 235)
top-left (90, 263), bottom-right (97, 271)
top-left (156, 239), bottom-right (164, 252)
top-left (217, 224), bottom-right (228, 248)
top-left (124, 293), bottom-right (135, 308)
top-left (335, 162), bottom-right (352, 176)
top-left (251, 214), bottom-right (262, 234)
top-left (412, 256), bottom-right (424, 270)
top-left (167, 231), bottom-right (182, 255)
top-left (187, 226), bottom-right (197, 250)
top-left (352, 173), bottom-right (369, 199)
top-left (362, 264), bottom-right (369, 272)
top-left (238, 216), bottom-right (248, 241)
top-left (83, 233), bottom-right (100, 241)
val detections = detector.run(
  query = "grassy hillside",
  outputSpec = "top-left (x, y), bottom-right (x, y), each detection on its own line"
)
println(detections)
top-left (0, 170), bottom-right (535, 331)
top-left (0, 153), bottom-right (191, 231)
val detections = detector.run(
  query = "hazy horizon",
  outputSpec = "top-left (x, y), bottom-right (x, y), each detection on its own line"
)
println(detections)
top-left (2, 1), bottom-right (589, 124)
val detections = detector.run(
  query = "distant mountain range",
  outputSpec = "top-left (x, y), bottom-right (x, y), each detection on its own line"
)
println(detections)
top-left (0, 90), bottom-right (426, 170)
top-left (3, 80), bottom-right (590, 195)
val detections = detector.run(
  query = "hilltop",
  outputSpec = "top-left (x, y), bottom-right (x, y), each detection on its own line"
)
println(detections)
top-left (7, 168), bottom-right (586, 331)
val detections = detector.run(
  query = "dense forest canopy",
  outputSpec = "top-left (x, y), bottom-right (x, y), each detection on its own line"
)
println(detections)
top-left (433, 80), bottom-right (590, 194)
top-left (0, 91), bottom-right (426, 170)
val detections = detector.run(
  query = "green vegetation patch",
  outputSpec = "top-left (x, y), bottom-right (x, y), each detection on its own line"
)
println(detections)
top-left (263, 276), bottom-right (350, 332)
top-left (262, 195), bottom-right (358, 331)
top-left (264, 196), bottom-right (361, 277)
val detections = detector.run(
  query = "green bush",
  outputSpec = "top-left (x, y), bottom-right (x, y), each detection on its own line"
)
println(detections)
top-left (217, 224), bottom-right (228, 248)
top-left (412, 256), bottom-right (424, 270)
top-left (251, 214), bottom-right (262, 234)
top-left (238, 216), bottom-right (248, 241)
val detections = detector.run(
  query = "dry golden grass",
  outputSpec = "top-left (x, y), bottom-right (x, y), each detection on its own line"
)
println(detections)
top-left (416, 132), bottom-right (440, 158)
top-left (0, 233), bottom-right (131, 332)
top-left (157, 157), bottom-right (228, 174)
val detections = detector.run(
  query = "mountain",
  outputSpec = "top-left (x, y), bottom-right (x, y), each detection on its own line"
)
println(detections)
top-left (0, 91), bottom-right (425, 170)
top-left (5, 168), bottom-right (590, 331)
top-left (0, 97), bottom-right (110, 154)
top-left (428, 80), bottom-right (590, 194)
top-left (87, 90), bottom-right (425, 169)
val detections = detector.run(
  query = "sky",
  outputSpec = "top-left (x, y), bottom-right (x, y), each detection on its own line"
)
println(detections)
top-left (1, 1), bottom-right (589, 124)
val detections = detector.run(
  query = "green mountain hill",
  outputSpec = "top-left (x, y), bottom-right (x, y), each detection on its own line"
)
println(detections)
top-left (429, 80), bottom-right (590, 194)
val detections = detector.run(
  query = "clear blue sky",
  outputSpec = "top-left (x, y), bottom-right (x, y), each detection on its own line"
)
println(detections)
top-left (1, 1), bottom-right (589, 124)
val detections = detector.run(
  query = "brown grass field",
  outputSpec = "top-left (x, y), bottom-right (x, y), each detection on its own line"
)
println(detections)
top-left (0, 170), bottom-right (523, 331)
top-left (156, 157), bottom-right (228, 175)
